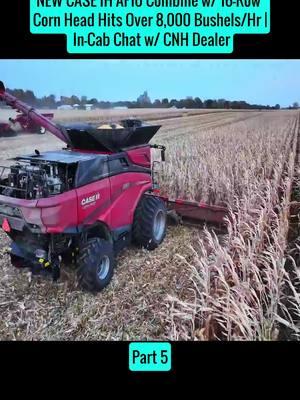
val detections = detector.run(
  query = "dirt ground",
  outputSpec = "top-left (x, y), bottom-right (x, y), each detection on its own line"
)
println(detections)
top-left (0, 109), bottom-right (269, 340)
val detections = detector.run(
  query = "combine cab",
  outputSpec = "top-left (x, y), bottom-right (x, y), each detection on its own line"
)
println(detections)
top-left (0, 81), bottom-right (228, 292)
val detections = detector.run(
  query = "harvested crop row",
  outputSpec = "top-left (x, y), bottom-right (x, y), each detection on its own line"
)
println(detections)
top-left (165, 113), bottom-right (300, 341)
top-left (155, 110), bottom-right (260, 142)
top-left (52, 108), bottom-right (221, 124)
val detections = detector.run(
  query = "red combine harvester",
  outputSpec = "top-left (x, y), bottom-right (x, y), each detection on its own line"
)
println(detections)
top-left (1, 110), bottom-right (54, 136)
top-left (0, 81), bottom-right (228, 292)
top-left (9, 112), bottom-right (54, 134)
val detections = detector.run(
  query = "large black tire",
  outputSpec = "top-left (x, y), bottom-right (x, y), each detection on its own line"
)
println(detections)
top-left (133, 195), bottom-right (167, 250)
top-left (77, 238), bottom-right (115, 292)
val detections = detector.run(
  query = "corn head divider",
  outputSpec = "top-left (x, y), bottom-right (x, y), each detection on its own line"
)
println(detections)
top-left (159, 196), bottom-right (228, 225)
top-left (0, 80), bottom-right (229, 290)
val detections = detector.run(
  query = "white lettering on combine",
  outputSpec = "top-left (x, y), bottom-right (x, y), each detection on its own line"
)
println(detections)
top-left (81, 193), bottom-right (100, 207)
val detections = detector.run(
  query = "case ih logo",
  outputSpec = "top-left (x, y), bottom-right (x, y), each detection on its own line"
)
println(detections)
top-left (81, 193), bottom-right (100, 207)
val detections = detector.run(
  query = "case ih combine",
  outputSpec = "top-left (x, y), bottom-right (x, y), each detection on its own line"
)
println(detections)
top-left (0, 81), bottom-right (228, 292)
top-left (0, 111), bottom-right (54, 136)
top-left (8, 112), bottom-right (54, 134)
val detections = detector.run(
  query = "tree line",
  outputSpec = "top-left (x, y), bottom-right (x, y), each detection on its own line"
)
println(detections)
top-left (2, 87), bottom-right (296, 110)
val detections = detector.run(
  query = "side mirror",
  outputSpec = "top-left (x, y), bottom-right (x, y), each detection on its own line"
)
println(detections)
top-left (151, 144), bottom-right (166, 162)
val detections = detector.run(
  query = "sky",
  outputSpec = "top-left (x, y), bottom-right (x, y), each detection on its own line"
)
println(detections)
top-left (0, 60), bottom-right (299, 107)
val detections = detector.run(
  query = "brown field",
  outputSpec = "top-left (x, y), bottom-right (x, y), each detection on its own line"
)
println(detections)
top-left (0, 107), bottom-right (262, 163)
top-left (0, 108), bottom-right (299, 341)
top-left (0, 107), bottom-right (242, 125)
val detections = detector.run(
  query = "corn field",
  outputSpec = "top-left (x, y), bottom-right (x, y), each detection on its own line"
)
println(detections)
top-left (161, 111), bottom-right (300, 340)
top-left (0, 109), bottom-right (300, 341)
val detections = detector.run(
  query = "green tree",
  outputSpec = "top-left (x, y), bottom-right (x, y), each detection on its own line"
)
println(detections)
top-left (194, 97), bottom-right (203, 108)
top-left (204, 99), bottom-right (214, 108)
top-left (162, 98), bottom-right (169, 107)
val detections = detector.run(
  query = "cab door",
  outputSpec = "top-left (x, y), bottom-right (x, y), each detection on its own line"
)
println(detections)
top-left (108, 156), bottom-right (152, 230)
top-left (76, 159), bottom-right (112, 228)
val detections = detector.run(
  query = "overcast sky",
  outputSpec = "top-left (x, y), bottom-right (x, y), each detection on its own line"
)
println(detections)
top-left (0, 60), bottom-right (299, 107)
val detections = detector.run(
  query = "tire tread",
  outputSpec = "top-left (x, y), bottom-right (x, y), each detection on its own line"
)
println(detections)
top-left (77, 238), bottom-right (114, 292)
top-left (132, 195), bottom-right (166, 250)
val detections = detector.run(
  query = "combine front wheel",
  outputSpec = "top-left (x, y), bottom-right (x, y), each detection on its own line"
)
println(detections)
top-left (77, 238), bottom-right (115, 292)
top-left (133, 195), bottom-right (167, 250)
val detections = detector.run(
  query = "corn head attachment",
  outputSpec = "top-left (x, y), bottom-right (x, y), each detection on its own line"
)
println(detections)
top-left (157, 195), bottom-right (229, 227)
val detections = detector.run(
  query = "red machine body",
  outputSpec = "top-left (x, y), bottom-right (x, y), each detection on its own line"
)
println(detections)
top-left (0, 80), bottom-right (228, 290)
top-left (9, 112), bottom-right (54, 134)
top-left (0, 82), bottom-right (68, 143)
top-left (0, 80), bottom-right (228, 234)
top-left (0, 147), bottom-right (152, 235)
